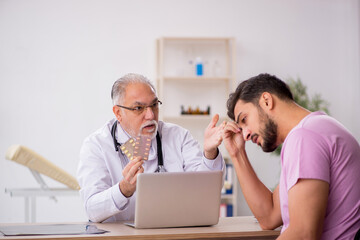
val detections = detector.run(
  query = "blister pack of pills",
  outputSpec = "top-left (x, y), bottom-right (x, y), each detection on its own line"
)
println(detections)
top-left (120, 135), bottom-right (152, 161)
top-left (120, 138), bottom-right (136, 160)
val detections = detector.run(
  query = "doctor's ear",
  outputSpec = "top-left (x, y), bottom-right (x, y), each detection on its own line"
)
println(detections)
top-left (259, 92), bottom-right (274, 110)
top-left (113, 105), bottom-right (122, 122)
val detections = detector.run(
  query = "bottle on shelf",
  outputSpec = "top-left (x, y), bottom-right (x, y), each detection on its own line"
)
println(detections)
top-left (212, 60), bottom-right (222, 77)
top-left (187, 59), bottom-right (194, 76)
top-left (195, 57), bottom-right (203, 76)
top-left (180, 105), bottom-right (211, 115)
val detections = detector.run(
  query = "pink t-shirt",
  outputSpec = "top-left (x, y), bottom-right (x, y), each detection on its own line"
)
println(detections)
top-left (280, 112), bottom-right (360, 239)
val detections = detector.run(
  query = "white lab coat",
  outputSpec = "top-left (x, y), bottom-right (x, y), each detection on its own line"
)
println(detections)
top-left (77, 118), bottom-right (225, 222)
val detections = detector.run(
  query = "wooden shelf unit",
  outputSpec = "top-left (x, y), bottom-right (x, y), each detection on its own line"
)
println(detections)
top-left (156, 37), bottom-right (238, 216)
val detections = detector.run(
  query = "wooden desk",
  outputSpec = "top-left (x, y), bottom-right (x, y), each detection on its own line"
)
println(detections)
top-left (0, 216), bottom-right (281, 240)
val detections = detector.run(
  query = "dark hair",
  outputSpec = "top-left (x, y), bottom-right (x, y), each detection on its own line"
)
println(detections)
top-left (227, 73), bottom-right (293, 120)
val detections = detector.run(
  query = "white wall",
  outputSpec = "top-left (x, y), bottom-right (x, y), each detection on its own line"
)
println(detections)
top-left (0, 0), bottom-right (359, 222)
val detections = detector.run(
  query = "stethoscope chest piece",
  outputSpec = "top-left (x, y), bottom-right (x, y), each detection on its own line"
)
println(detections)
top-left (155, 165), bottom-right (166, 173)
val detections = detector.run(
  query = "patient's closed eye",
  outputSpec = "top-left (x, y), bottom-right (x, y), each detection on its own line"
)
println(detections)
top-left (241, 116), bottom-right (247, 124)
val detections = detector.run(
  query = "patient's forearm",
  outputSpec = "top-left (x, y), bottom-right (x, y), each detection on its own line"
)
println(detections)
top-left (232, 150), bottom-right (282, 229)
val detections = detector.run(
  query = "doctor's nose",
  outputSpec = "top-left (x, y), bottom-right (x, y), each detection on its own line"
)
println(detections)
top-left (242, 128), bottom-right (251, 141)
top-left (144, 106), bottom-right (155, 120)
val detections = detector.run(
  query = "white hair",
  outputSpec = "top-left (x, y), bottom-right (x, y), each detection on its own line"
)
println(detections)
top-left (111, 73), bottom-right (156, 105)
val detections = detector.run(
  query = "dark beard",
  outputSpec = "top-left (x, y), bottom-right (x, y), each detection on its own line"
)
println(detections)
top-left (258, 111), bottom-right (278, 153)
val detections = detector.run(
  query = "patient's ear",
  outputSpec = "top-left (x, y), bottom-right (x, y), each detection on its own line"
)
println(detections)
top-left (259, 92), bottom-right (274, 110)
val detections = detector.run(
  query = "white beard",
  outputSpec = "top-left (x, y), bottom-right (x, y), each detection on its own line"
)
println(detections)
top-left (139, 120), bottom-right (158, 139)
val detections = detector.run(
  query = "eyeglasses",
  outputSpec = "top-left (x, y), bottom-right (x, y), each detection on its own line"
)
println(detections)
top-left (117, 100), bottom-right (162, 115)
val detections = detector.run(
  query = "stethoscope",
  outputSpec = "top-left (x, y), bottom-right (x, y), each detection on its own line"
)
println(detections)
top-left (111, 121), bottom-right (166, 173)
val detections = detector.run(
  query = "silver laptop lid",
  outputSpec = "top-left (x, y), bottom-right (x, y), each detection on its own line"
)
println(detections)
top-left (134, 171), bottom-right (223, 229)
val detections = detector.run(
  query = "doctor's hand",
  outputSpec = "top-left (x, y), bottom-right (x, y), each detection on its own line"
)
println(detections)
top-left (119, 156), bottom-right (144, 198)
top-left (222, 121), bottom-right (245, 158)
top-left (203, 114), bottom-right (227, 159)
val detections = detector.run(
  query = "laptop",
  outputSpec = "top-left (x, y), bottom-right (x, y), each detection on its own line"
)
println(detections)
top-left (125, 171), bottom-right (223, 229)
